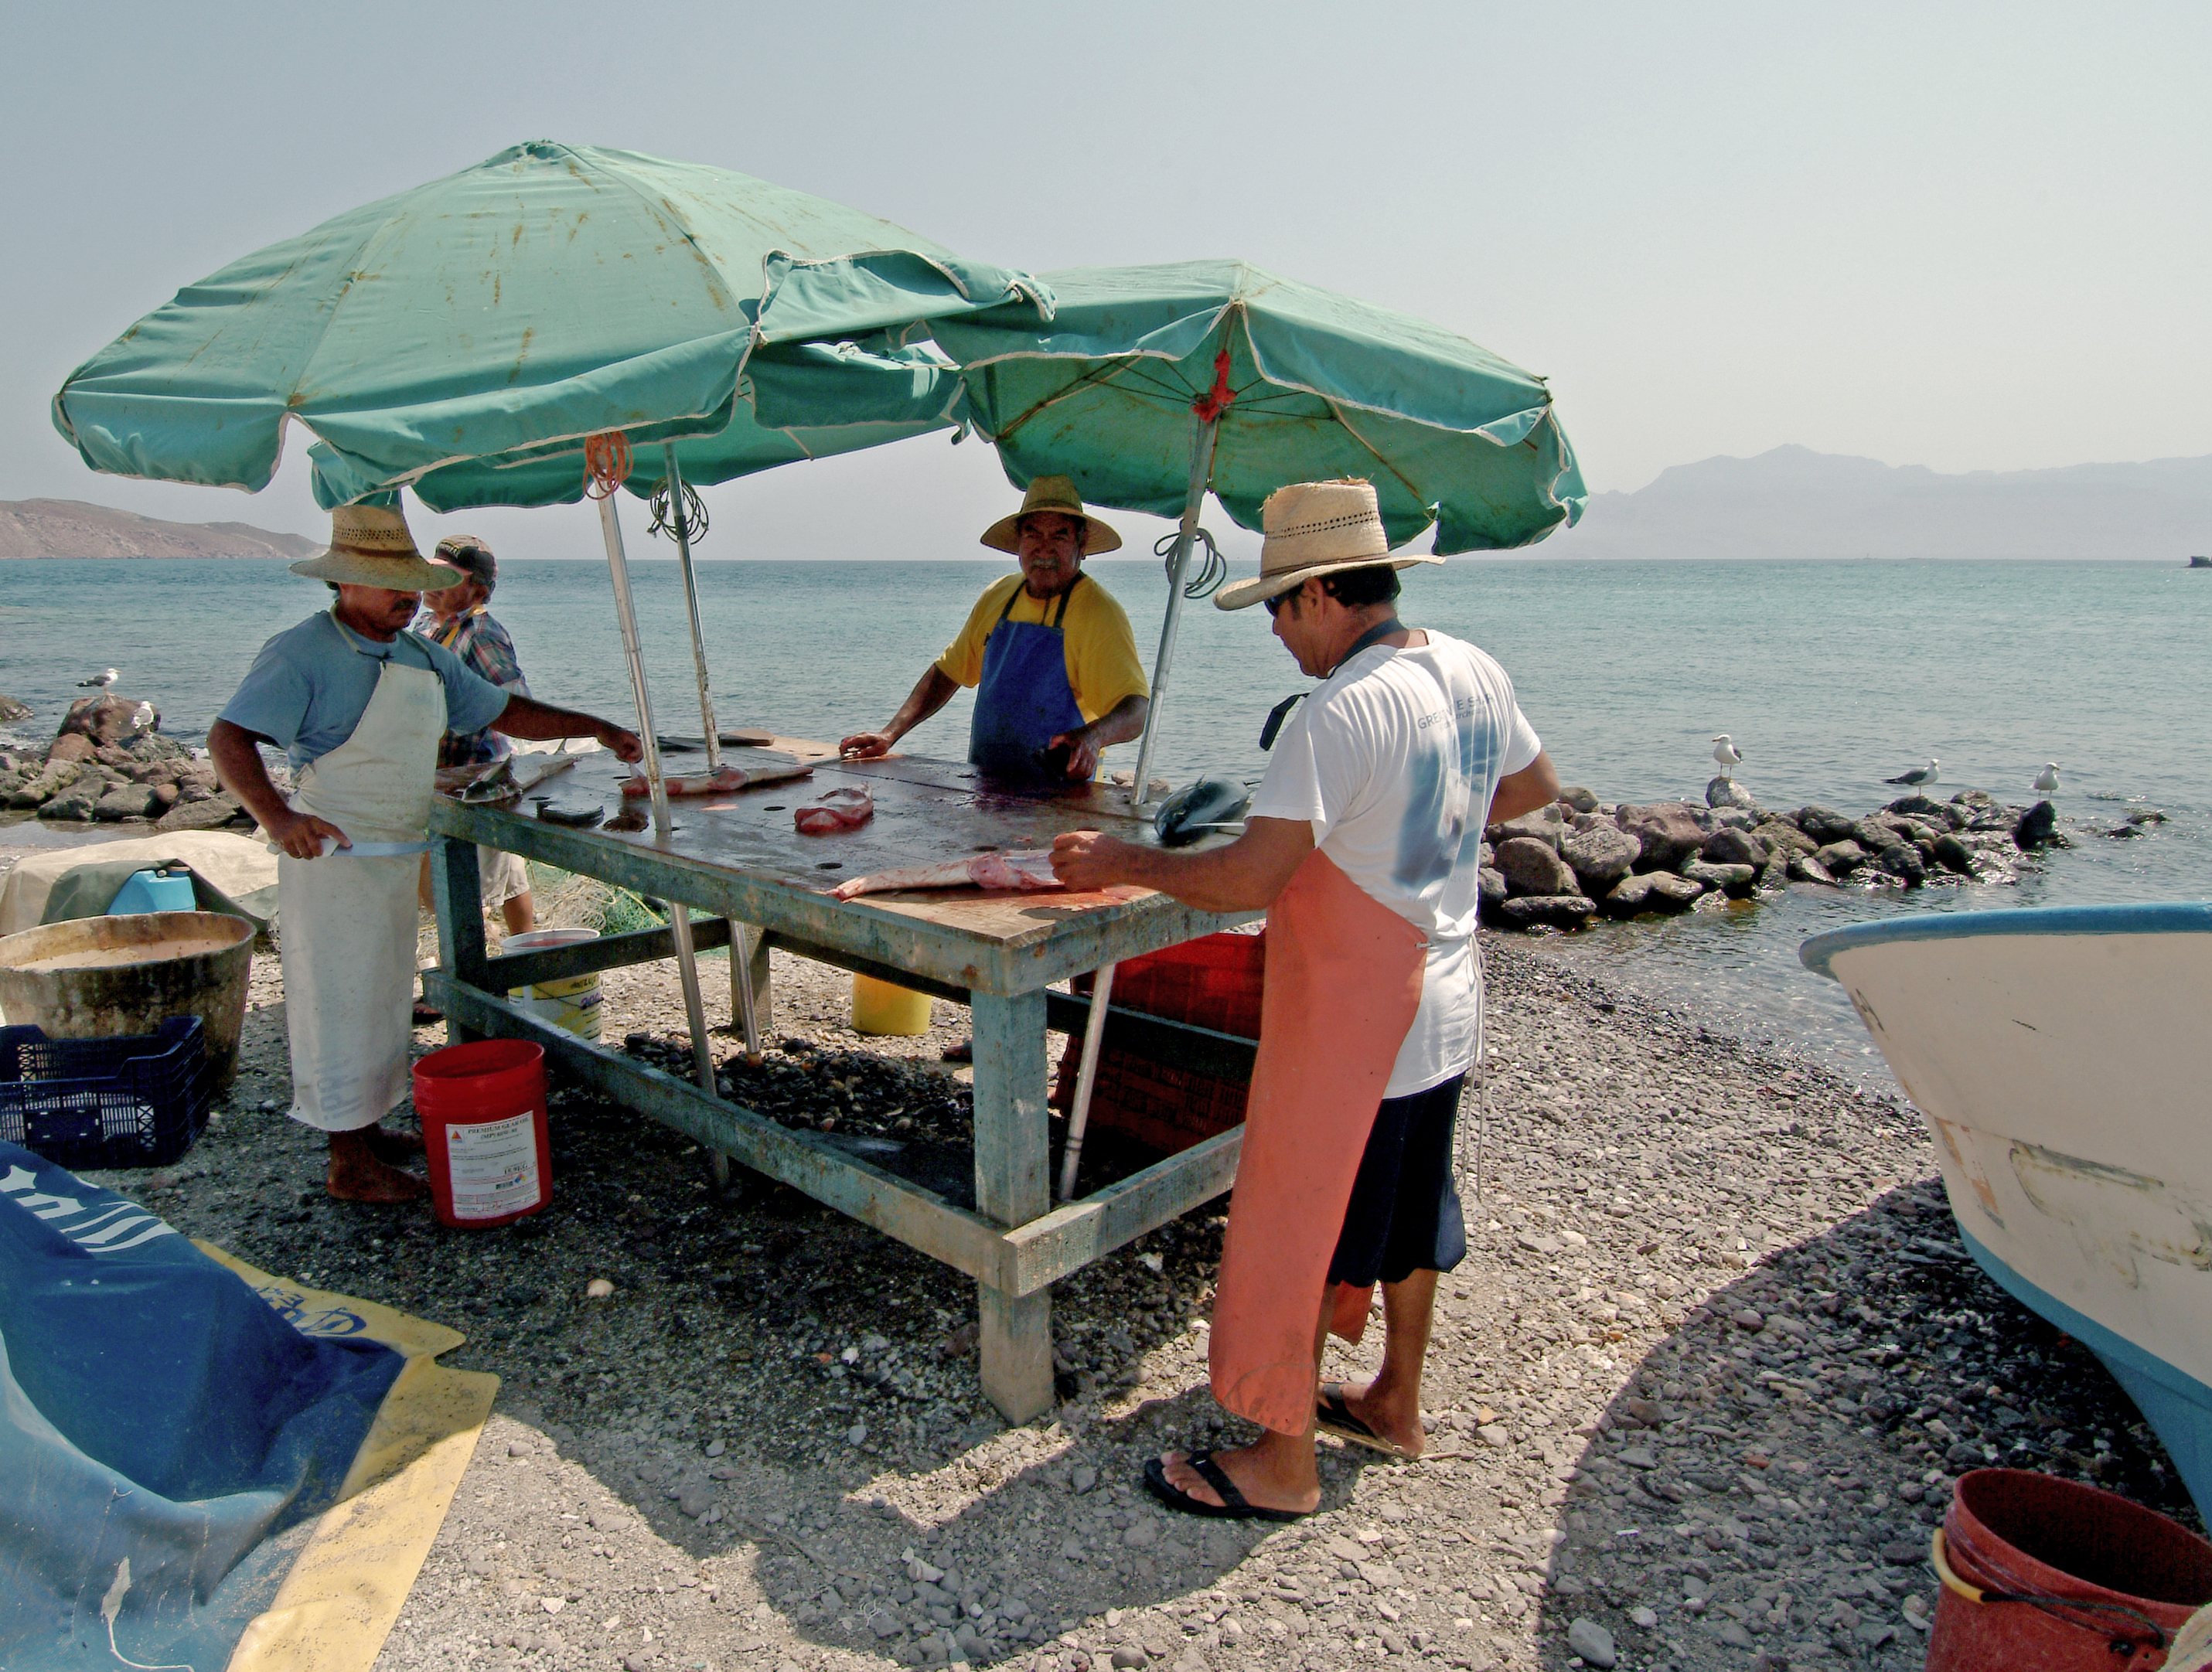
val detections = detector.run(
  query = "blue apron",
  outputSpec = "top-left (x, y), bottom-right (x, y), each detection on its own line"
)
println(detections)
top-left (969, 576), bottom-right (1087, 783)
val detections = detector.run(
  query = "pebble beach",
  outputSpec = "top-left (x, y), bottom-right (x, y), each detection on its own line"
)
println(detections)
top-left (52, 919), bottom-right (2197, 1672)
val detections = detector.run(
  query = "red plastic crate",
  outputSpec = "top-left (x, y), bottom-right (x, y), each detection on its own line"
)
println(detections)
top-left (1054, 929), bottom-right (1264, 1156)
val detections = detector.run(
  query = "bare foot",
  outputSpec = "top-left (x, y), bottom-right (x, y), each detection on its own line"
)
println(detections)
top-left (1157, 1438), bottom-right (1321, 1515)
top-left (363, 1122), bottom-right (426, 1165)
top-left (327, 1129), bottom-right (429, 1203)
top-left (1324, 1378), bottom-right (1425, 1459)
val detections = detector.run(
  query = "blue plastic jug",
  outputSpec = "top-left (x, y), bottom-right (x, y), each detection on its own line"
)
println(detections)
top-left (107, 868), bottom-right (196, 915)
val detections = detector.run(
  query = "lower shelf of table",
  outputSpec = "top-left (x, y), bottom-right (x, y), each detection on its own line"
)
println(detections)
top-left (421, 974), bottom-right (1243, 1301)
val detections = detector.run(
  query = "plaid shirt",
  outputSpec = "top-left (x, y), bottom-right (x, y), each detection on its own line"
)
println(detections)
top-left (418, 608), bottom-right (530, 768)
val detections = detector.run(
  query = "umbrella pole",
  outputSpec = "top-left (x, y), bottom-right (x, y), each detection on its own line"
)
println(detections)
top-left (660, 445), bottom-right (722, 775)
top-left (1125, 410), bottom-right (1220, 812)
top-left (1057, 962), bottom-right (1116, 1202)
top-left (597, 492), bottom-right (720, 1115)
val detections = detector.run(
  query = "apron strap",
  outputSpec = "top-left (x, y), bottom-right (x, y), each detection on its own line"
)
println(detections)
top-left (996, 571), bottom-right (1084, 631)
top-left (1259, 616), bottom-right (1406, 750)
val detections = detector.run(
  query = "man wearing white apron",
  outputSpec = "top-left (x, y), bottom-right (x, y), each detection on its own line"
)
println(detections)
top-left (208, 505), bottom-right (642, 1203)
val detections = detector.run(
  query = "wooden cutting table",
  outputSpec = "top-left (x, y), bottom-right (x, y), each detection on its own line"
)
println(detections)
top-left (423, 741), bottom-right (1257, 1422)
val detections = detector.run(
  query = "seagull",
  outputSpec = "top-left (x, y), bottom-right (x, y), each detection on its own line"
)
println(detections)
top-left (1885, 758), bottom-right (1941, 787)
top-left (1711, 734), bottom-right (1744, 778)
top-left (2033, 763), bottom-right (2060, 795)
top-left (77, 667), bottom-right (119, 688)
top-left (129, 702), bottom-right (155, 732)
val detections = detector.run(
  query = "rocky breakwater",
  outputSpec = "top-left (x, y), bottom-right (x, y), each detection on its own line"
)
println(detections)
top-left (1478, 778), bottom-right (2064, 933)
top-left (0, 694), bottom-right (254, 833)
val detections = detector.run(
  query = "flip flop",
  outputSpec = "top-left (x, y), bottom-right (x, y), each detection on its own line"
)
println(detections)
top-left (1316, 1383), bottom-right (1418, 1460)
top-left (1141, 1450), bottom-right (1307, 1523)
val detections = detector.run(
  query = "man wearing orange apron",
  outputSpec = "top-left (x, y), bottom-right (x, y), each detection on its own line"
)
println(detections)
top-left (1052, 479), bottom-right (1561, 1520)
top-left (208, 506), bottom-right (641, 1204)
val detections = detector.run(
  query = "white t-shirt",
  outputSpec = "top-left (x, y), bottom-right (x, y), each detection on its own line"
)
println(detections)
top-left (1249, 629), bottom-right (1541, 1098)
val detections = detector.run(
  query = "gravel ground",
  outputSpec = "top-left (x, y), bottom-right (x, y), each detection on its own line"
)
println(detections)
top-left (66, 925), bottom-right (2198, 1672)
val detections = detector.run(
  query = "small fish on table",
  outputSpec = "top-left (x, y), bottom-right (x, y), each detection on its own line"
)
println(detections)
top-left (621, 755), bottom-right (816, 798)
top-left (796, 786), bottom-right (874, 834)
top-left (830, 850), bottom-right (1061, 901)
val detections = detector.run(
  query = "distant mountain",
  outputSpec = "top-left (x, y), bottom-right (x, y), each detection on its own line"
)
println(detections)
top-left (1551, 446), bottom-right (2212, 560)
top-left (0, 499), bottom-right (319, 560)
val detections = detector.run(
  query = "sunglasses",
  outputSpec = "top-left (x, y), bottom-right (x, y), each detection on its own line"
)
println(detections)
top-left (1263, 591), bottom-right (1292, 616)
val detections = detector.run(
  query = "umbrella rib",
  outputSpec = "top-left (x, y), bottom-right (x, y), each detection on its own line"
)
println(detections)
top-left (991, 355), bottom-right (1185, 441)
top-left (1326, 399), bottom-right (1431, 514)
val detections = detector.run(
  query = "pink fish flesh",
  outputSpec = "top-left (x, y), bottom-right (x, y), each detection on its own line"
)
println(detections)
top-left (830, 850), bottom-right (1061, 901)
top-left (621, 761), bottom-right (814, 798)
top-left (796, 786), bottom-right (874, 835)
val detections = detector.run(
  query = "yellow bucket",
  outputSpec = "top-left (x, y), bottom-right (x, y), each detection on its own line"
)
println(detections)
top-left (504, 928), bottom-right (602, 1042)
top-left (850, 972), bottom-right (932, 1036)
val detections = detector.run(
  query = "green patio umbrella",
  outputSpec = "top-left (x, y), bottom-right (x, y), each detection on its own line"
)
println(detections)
top-left (49, 138), bottom-right (1045, 1136)
top-left (914, 260), bottom-right (1585, 803)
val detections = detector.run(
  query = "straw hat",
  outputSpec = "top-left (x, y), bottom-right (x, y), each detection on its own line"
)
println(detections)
top-left (1214, 478), bottom-right (1440, 611)
top-left (980, 475), bottom-right (1123, 556)
top-left (289, 503), bottom-right (459, 591)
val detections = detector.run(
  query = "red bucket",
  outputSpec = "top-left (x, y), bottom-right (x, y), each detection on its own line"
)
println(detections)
top-left (411, 1039), bottom-right (552, 1230)
top-left (1929, 1469), bottom-right (2212, 1672)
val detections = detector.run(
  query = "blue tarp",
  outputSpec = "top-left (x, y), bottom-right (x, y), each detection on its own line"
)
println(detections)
top-left (0, 1140), bottom-right (404, 1670)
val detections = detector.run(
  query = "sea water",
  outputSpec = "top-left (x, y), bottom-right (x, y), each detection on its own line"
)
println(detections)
top-left (5, 555), bottom-right (2207, 1080)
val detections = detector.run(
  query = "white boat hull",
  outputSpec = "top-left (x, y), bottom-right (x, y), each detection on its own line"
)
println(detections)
top-left (1802, 902), bottom-right (2212, 1514)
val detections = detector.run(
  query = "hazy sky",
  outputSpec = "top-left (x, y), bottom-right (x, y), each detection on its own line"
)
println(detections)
top-left (6, 2), bottom-right (2208, 562)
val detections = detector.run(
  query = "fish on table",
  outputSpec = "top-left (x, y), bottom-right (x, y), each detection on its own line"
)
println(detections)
top-left (796, 786), bottom-right (874, 834)
top-left (830, 850), bottom-right (1062, 901)
top-left (621, 758), bottom-right (815, 798)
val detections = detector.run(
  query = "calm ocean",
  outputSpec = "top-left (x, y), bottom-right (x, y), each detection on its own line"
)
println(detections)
top-left (5, 555), bottom-right (2207, 1081)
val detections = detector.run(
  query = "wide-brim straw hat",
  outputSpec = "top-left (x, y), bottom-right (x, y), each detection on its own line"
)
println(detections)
top-left (980, 474), bottom-right (1123, 556)
top-left (289, 503), bottom-right (460, 591)
top-left (1214, 478), bottom-right (1441, 611)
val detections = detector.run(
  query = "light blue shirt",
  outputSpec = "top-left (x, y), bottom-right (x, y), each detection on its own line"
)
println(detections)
top-left (220, 609), bottom-right (510, 771)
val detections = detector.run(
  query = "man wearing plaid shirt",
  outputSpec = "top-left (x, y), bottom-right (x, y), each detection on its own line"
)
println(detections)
top-left (415, 536), bottom-right (537, 938)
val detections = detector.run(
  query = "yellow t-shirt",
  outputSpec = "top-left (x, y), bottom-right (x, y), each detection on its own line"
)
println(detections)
top-left (933, 574), bottom-right (1150, 722)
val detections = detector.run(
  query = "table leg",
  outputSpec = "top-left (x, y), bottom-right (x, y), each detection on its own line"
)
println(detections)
top-left (970, 989), bottom-right (1053, 1423)
top-left (727, 921), bottom-right (772, 1042)
top-left (430, 836), bottom-right (488, 1044)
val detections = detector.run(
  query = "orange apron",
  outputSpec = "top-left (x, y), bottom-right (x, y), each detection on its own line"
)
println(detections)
top-left (1208, 849), bottom-right (1426, 1434)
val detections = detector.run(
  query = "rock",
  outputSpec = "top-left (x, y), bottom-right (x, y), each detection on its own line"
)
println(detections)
top-left (1815, 839), bottom-right (1867, 874)
top-left (1566, 1617), bottom-right (1618, 1667)
top-left (1122, 1518), bottom-right (1158, 1548)
top-left (1795, 804), bottom-right (1858, 843)
top-left (1631, 1606), bottom-right (1659, 1628)
top-left (1488, 804), bottom-right (1566, 851)
top-left (47, 733), bottom-right (97, 764)
top-left (1111, 1650), bottom-right (1147, 1669)
top-left (151, 782), bottom-right (180, 809)
top-left (56, 694), bottom-right (159, 747)
top-left (1478, 1424), bottom-right (1512, 1449)
top-left (1706, 775), bottom-right (1756, 810)
top-left (1752, 819), bottom-right (1818, 857)
top-left (1888, 793), bottom-right (1963, 827)
top-left (1681, 860), bottom-right (1755, 895)
top-left (2126, 806), bottom-right (2168, 826)
top-left (1851, 817), bottom-right (1906, 853)
top-left (1561, 824), bottom-right (1639, 891)
top-left (41, 787), bottom-right (101, 822)
top-left (7, 759), bottom-right (82, 809)
top-left (1556, 785), bottom-right (1600, 813)
top-left (585, 1278), bottom-right (615, 1299)
top-left (1496, 836), bottom-right (1577, 897)
top-left (2014, 800), bottom-right (2058, 850)
top-left (1499, 894), bottom-right (1596, 931)
top-left (156, 793), bottom-right (247, 833)
top-left (94, 783), bottom-right (161, 821)
top-left (1478, 867), bottom-right (1508, 909)
top-left (1733, 1308), bottom-right (1765, 1330)
top-left (1931, 833), bottom-right (1975, 874)
top-left (1614, 802), bottom-right (1709, 870)
top-left (1878, 1537), bottom-right (1924, 1565)
top-left (1602, 873), bottom-right (1658, 918)
top-left (0, 693), bottom-right (29, 722)
top-left (1715, 1620), bottom-right (1755, 1648)
top-left (1643, 872), bottom-right (1705, 911)
top-left (1702, 826), bottom-right (1766, 867)
top-left (1787, 853), bottom-right (1837, 886)
top-left (1072, 1463), bottom-right (1098, 1493)
top-left (1878, 843), bottom-right (1927, 886)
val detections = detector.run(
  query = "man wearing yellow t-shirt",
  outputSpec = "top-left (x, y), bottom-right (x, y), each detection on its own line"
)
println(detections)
top-left (839, 477), bottom-right (1150, 783)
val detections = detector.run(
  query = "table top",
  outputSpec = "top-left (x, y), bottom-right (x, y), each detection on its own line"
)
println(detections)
top-left (430, 740), bottom-right (1251, 993)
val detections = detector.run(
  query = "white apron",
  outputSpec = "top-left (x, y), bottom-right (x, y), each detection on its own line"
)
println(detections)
top-left (277, 657), bottom-right (446, 1132)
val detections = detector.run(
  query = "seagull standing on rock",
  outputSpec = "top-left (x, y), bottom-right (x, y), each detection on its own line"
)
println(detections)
top-left (77, 667), bottom-right (119, 689)
top-left (1712, 734), bottom-right (1744, 778)
top-left (2033, 763), bottom-right (2060, 795)
top-left (1885, 757), bottom-right (1941, 787)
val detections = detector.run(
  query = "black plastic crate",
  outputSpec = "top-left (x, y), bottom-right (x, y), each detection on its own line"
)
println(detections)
top-left (0, 1017), bottom-right (212, 1169)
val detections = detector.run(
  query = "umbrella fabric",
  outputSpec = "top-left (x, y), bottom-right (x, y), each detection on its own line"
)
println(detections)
top-left (53, 141), bottom-right (1042, 510)
top-left (919, 260), bottom-right (1584, 553)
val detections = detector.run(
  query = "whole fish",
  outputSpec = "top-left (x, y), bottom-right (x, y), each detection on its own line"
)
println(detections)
top-left (830, 850), bottom-right (1061, 901)
top-left (796, 786), bottom-right (874, 834)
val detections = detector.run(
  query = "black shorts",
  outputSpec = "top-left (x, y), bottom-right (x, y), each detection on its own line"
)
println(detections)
top-left (1328, 1072), bottom-right (1469, 1289)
